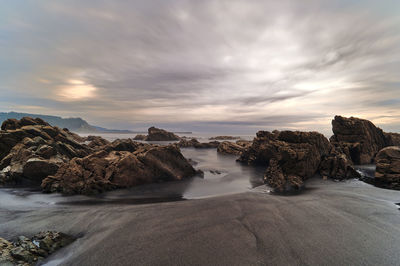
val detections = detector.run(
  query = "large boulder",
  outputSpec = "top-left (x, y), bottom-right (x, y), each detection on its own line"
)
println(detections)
top-left (330, 116), bottom-right (399, 164)
top-left (374, 146), bottom-right (400, 189)
top-left (146, 127), bottom-right (180, 141)
top-left (239, 130), bottom-right (358, 192)
top-left (0, 231), bottom-right (74, 265)
top-left (1, 117), bottom-right (49, 131)
top-left (0, 118), bottom-right (91, 185)
top-left (42, 145), bottom-right (199, 195)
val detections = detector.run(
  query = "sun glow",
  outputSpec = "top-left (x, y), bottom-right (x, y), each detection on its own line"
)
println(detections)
top-left (57, 79), bottom-right (97, 100)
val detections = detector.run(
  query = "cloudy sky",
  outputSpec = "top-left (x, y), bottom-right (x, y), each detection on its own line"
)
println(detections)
top-left (1, 0), bottom-right (400, 134)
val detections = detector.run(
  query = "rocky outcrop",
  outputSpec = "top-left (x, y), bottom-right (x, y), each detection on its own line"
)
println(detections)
top-left (239, 130), bottom-right (358, 192)
top-left (1, 117), bottom-right (49, 131)
top-left (0, 231), bottom-right (74, 265)
top-left (42, 145), bottom-right (199, 195)
top-left (0, 119), bottom-right (92, 185)
top-left (217, 141), bottom-right (246, 155)
top-left (133, 134), bottom-right (147, 141)
top-left (264, 159), bottom-right (304, 193)
top-left (177, 138), bottom-right (200, 147)
top-left (84, 135), bottom-right (110, 149)
top-left (209, 136), bottom-right (240, 140)
top-left (330, 116), bottom-right (399, 164)
top-left (235, 140), bottom-right (252, 148)
top-left (319, 149), bottom-right (360, 180)
top-left (146, 127), bottom-right (180, 141)
top-left (374, 146), bottom-right (400, 190)
top-left (384, 132), bottom-right (400, 146)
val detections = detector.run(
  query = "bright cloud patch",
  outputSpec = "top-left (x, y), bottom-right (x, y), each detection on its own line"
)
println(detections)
top-left (58, 79), bottom-right (97, 100)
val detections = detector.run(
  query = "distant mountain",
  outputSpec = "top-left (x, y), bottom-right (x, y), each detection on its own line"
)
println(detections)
top-left (0, 112), bottom-right (133, 133)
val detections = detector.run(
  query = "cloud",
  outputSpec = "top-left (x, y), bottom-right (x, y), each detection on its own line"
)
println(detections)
top-left (1, 0), bottom-right (400, 134)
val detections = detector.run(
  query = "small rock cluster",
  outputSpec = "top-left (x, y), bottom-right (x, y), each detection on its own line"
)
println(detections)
top-left (133, 127), bottom-right (180, 141)
top-left (375, 146), bottom-right (400, 189)
top-left (0, 231), bottom-right (74, 265)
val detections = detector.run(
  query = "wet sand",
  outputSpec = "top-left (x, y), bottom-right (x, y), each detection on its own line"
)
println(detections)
top-left (0, 178), bottom-right (400, 266)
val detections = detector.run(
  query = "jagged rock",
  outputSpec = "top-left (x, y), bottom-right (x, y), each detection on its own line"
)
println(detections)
top-left (330, 115), bottom-right (399, 164)
top-left (177, 138), bottom-right (200, 147)
top-left (235, 140), bottom-right (252, 148)
top-left (375, 146), bottom-right (400, 189)
top-left (384, 132), bottom-right (400, 146)
top-left (84, 135), bottom-right (110, 149)
top-left (1, 117), bottom-right (49, 131)
top-left (133, 134), bottom-right (147, 140)
top-left (264, 159), bottom-right (304, 193)
top-left (104, 139), bottom-right (142, 152)
top-left (319, 148), bottom-right (361, 180)
top-left (0, 118), bottom-right (91, 185)
top-left (239, 130), bottom-right (358, 192)
top-left (209, 136), bottom-right (240, 140)
top-left (217, 141), bottom-right (245, 155)
top-left (0, 231), bottom-right (74, 266)
top-left (42, 145), bottom-right (198, 195)
top-left (146, 127), bottom-right (180, 141)
top-left (193, 141), bottom-right (220, 149)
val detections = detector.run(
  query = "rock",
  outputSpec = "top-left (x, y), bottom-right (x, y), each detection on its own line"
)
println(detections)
top-left (217, 141), bottom-right (245, 155)
top-left (0, 118), bottom-right (92, 185)
top-left (374, 146), bottom-right (400, 189)
top-left (193, 141), bottom-right (220, 149)
top-left (145, 127), bottom-right (180, 141)
top-left (133, 134), bottom-right (147, 140)
top-left (42, 145), bottom-right (199, 195)
top-left (264, 159), bottom-right (304, 193)
top-left (84, 135), bottom-right (110, 149)
top-left (104, 139), bottom-right (141, 152)
top-left (319, 148), bottom-right (361, 180)
top-left (239, 130), bottom-right (358, 192)
top-left (235, 140), bottom-right (252, 148)
top-left (0, 231), bottom-right (74, 266)
top-left (1, 117), bottom-right (49, 131)
top-left (209, 136), bottom-right (240, 140)
top-left (384, 132), bottom-right (400, 146)
top-left (330, 115), bottom-right (399, 164)
top-left (177, 138), bottom-right (200, 147)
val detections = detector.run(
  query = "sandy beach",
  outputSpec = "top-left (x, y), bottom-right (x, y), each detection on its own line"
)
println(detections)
top-left (0, 177), bottom-right (399, 266)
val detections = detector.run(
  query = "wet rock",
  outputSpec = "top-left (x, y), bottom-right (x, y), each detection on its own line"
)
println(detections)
top-left (319, 148), bottom-right (361, 180)
top-left (105, 139), bottom-right (142, 152)
top-left (239, 130), bottom-right (358, 192)
top-left (375, 146), bottom-right (400, 190)
top-left (209, 136), bottom-right (240, 140)
top-left (146, 127), bottom-right (180, 141)
top-left (0, 118), bottom-right (92, 185)
top-left (217, 141), bottom-right (245, 155)
top-left (330, 115), bottom-right (398, 164)
top-left (193, 141), bottom-right (220, 149)
top-left (84, 135), bottom-right (110, 149)
top-left (0, 231), bottom-right (74, 266)
top-left (133, 134), bottom-right (147, 140)
top-left (264, 159), bottom-right (304, 193)
top-left (235, 140), bottom-right (252, 148)
top-left (42, 145), bottom-right (198, 195)
top-left (177, 138), bottom-right (200, 147)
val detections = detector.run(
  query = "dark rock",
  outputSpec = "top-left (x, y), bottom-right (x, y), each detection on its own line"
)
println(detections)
top-left (1, 117), bottom-right (50, 131)
top-left (0, 231), bottom-right (74, 266)
top-left (235, 140), bottom-right (252, 148)
top-left (42, 145), bottom-right (198, 195)
top-left (146, 127), bottom-right (180, 141)
top-left (330, 115), bottom-right (399, 164)
top-left (239, 130), bottom-right (358, 192)
top-left (193, 141), bottom-right (220, 149)
top-left (264, 159), bottom-right (304, 193)
top-left (133, 134), bottom-right (147, 140)
top-left (375, 146), bottom-right (400, 190)
top-left (177, 138), bottom-right (200, 147)
top-left (0, 118), bottom-right (92, 185)
top-left (217, 141), bottom-right (245, 155)
top-left (84, 135), bottom-right (110, 149)
top-left (209, 136), bottom-right (240, 140)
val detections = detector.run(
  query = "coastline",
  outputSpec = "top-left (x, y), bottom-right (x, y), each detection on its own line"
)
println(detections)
top-left (1, 178), bottom-right (399, 265)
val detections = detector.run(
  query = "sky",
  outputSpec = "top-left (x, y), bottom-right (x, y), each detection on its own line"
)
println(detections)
top-left (1, 0), bottom-right (400, 135)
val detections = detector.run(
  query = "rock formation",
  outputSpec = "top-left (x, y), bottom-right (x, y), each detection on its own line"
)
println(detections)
top-left (209, 136), bottom-right (240, 140)
top-left (217, 141), bottom-right (246, 155)
top-left (146, 127), bottom-right (180, 141)
top-left (0, 118), bottom-right (91, 185)
top-left (177, 138), bottom-right (220, 149)
top-left (0, 231), bottom-right (74, 265)
top-left (330, 115), bottom-right (399, 164)
top-left (374, 146), bottom-right (400, 190)
top-left (42, 145), bottom-right (199, 195)
top-left (133, 134), bottom-right (147, 140)
top-left (239, 130), bottom-right (359, 192)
